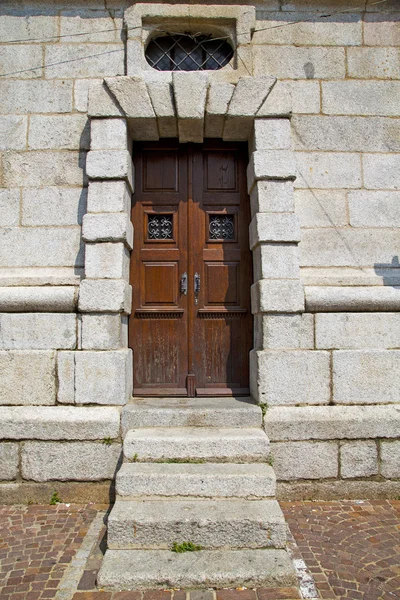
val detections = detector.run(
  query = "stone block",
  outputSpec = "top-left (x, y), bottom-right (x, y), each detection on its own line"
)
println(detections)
top-left (0, 443), bottom-right (19, 480)
top-left (2, 151), bottom-right (85, 187)
top-left (322, 81), bottom-right (400, 116)
top-left (87, 181), bottom-right (131, 214)
top-left (0, 116), bottom-right (27, 150)
top-left (316, 313), bottom-right (400, 350)
top-left (45, 44), bottom-right (124, 78)
top-left (0, 81), bottom-right (73, 114)
top-left (0, 44), bottom-right (43, 78)
top-left (0, 13), bottom-right (57, 45)
top-left (0, 287), bottom-right (77, 313)
top-left (74, 79), bottom-right (94, 113)
top-left (81, 314), bottom-right (128, 350)
top-left (271, 441), bottom-right (338, 480)
top-left (0, 228), bottom-right (82, 268)
top-left (108, 498), bottom-right (286, 550)
top-left (289, 81), bottom-right (320, 114)
top-left (253, 244), bottom-right (300, 281)
top-left (347, 47), bottom-right (400, 79)
top-left (363, 154), bottom-right (400, 190)
top-left (247, 151), bottom-right (296, 192)
top-left (0, 189), bottom-right (20, 227)
top-left (251, 119), bottom-right (291, 152)
top-left (250, 181), bottom-right (294, 216)
top-left (22, 187), bottom-right (87, 226)
top-left (86, 150), bottom-right (133, 190)
top-left (250, 350), bottom-right (330, 406)
top-left (340, 441), bottom-right (378, 479)
top-left (380, 441), bottom-right (400, 478)
top-left (0, 350), bottom-right (56, 406)
top-left (349, 191), bottom-right (400, 227)
top-left (85, 243), bottom-right (130, 280)
top-left (295, 152), bottom-right (361, 189)
top-left (294, 190), bottom-right (347, 227)
top-left (253, 46), bottom-right (345, 79)
top-left (146, 80), bottom-right (177, 138)
top-left (306, 286), bottom-right (400, 312)
top-left (292, 116), bottom-right (400, 152)
top-left (88, 80), bottom-right (124, 117)
top-left (257, 81), bottom-right (292, 118)
top-left (173, 72), bottom-right (208, 143)
top-left (75, 350), bottom-right (132, 405)
top-left (205, 82), bottom-right (235, 138)
top-left (79, 280), bottom-right (132, 313)
top-left (117, 462), bottom-right (275, 499)
top-left (250, 349), bottom-right (330, 406)
top-left (28, 115), bottom-right (89, 150)
top-left (21, 441), bottom-right (121, 481)
top-left (254, 314), bottom-right (314, 350)
top-left (364, 13), bottom-right (400, 46)
top-left (300, 229), bottom-right (400, 268)
top-left (229, 76), bottom-right (276, 117)
top-left (60, 10), bottom-right (121, 43)
top-left (0, 314), bottom-right (76, 350)
top-left (250, 213), bottom-right (300, 249)
top-left (333, 350), bottom-right (400, 404)
top-left (124, 428), bottom-right (269, 463)
top-left (82, 213), bottom-right (133, 249)
top-left (0, 406), bottom-right (120, 440)
top-left (251, 280), bottom-right (304, 313)
top-left (90, 118), bottom-right (128, 150)
top-left (57, 351), bottom-right (75, 405)
top-left (264, 405), bottom-right (400, 441)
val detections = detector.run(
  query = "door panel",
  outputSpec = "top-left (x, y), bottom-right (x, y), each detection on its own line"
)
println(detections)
top-left (129, 140), bottom-right (252, 397)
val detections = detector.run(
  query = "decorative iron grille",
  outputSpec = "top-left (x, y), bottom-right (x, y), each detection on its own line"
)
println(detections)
top-left (148, 214), bottom-right (173, 239)
top-left (145, 33), bottom-right (233, 71)
top-left (209, 215), bottom-right (235, 240)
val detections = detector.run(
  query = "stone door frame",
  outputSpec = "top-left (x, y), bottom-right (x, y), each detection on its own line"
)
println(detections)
top-left (77, 3), bottom-right (304, 405)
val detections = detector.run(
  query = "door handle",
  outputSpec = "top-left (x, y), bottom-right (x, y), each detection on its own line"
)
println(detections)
top-left (194, 272), bottom-right (200, 305)
top-left (180, 272), bottom-right (188, 295)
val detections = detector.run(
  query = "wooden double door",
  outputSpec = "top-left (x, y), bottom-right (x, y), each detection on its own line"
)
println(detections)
top-left (129, 139), bottom-right (253, 397)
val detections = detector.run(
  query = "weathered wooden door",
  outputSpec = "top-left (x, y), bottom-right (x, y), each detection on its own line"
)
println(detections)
top-left (129, 139), bottom-right (252, 397)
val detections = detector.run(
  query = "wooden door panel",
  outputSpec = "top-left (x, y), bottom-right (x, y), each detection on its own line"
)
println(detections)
top-left (129, 140), bottom-right (252, 397)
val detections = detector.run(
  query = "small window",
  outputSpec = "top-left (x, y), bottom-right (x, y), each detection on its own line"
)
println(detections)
top-left (145, 33), bottom-right (233, 72)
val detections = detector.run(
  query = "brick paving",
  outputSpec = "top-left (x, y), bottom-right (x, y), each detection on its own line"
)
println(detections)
top-left (282, 500), bottom-right (400, 600)
top-left (1, 500), bottom-right (400, 600)
top-left (0, 503), bottom-right (101, 600)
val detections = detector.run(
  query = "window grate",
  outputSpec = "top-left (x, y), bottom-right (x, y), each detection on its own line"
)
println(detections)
top-left (145, 33), bottom-right (233, 72)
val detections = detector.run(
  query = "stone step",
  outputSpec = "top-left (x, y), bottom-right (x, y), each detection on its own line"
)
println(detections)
top-left (122, 397), bottom-right (262, 432)
top-left (116, 462), bottom-right (276, 499)
top-left (97, 548), bottom-right (297, 590)
top-left (124, 428), bottom-right (270, 462)
top-left (107, 499), bottom-right (286, 550)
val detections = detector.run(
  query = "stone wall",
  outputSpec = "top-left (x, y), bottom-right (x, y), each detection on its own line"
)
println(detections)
top-left (0, 0), bottom-right (399, 500)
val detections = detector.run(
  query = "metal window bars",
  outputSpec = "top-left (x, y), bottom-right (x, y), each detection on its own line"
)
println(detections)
top-left (145, 33), bottom-right (233, 71)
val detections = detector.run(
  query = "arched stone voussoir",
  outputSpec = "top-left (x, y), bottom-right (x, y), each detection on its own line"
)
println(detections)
top-left (172, 72), bottom-right (209, 144)
top-left (104, 77), bottom-right (159, 141)
top-left (223, 75), bottom-right (277, 141)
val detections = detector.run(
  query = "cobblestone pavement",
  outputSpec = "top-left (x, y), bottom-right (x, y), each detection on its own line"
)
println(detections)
top-left (0, 503), bottom-right (102, 600)
top-left (1, 500), bottom-right (399, 600)
top-left (282, 500), bottom-right (400, 600)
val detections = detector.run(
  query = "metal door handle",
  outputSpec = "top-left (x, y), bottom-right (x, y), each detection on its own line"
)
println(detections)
top-left (194, 272), bottom-right (200, 305)
top-left (180, 272), bottom-right (187, 295)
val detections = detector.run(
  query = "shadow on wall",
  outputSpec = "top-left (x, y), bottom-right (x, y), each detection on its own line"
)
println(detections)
top-left (374, 256), bottom-right (400, 287)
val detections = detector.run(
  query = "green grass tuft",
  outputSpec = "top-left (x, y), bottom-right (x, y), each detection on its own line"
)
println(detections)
top-left (171, 541), bottom-right (202, 553)
top-left (50, 491), bottom-right (61, 505)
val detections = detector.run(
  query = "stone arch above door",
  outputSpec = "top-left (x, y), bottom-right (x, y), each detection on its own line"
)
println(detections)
top-left (79, 69), bottom-right (304, 403)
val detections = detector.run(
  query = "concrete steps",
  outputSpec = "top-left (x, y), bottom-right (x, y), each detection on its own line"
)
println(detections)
top-left (107, 499), bottom-right (287, 549)
top-left (97, 548), bottom-right (297, 590)
top-left (124, 427), bottom-right (270, 462)
top-left (116, 462), bottom-right (276, 499)
top-left (122, 397), bottom-right (262, 431)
